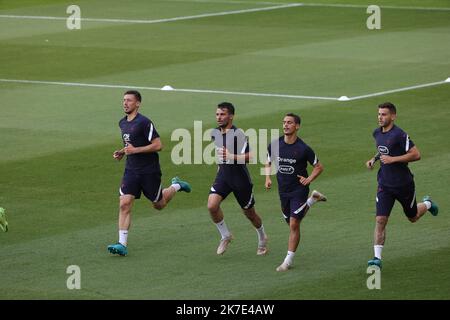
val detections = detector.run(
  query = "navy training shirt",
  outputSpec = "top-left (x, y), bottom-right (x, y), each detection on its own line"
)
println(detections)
top-left (119, 113), bottom-right (161, 174)
top-left (267, 136), bottom-right (318, 194)
top-left (373, 125), bottom-right (415, 187)
top-left (211, 125), bottom-right (252, 184)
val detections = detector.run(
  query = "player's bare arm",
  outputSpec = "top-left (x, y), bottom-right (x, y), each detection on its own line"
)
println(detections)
top-left (264, 163), bottom-right (272, 190)
top-left (218, 147), bottom-right (252, 163)
top-left (380, 146), bottom-right (421, 164)
top-left (297, 161), bottom-right (324, 186)
top-left (366, 152), bottom-right (381, 169)
top-left (113, 148), bottom-right (125, 161)
top-left (124, 138), bottom-right (163, 155)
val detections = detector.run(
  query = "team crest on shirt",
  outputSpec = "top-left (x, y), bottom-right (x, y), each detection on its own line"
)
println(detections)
top-left (123, 133), bottom-right (131, 143)
top-left (378, 145), bottom-right (389, 155)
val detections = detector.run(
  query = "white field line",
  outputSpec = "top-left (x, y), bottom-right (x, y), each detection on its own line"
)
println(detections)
top-left (168, 0), bottom-right (450, 11)
top-left (347, 80), bottom-right (449, 101)
top-left (0, 79), bottom-right (338, 101)
top-left (0, 3), bottom-right (302, 24)
top-left (1, 78), bottom-right (448, 101)
top-left (301, 3), bottom-right (450, 11)
top-left (0, 1), bottom-right (447, 25)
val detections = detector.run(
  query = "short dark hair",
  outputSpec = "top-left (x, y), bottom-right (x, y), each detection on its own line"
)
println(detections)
top-left (285, 113), bottom-right (301, 125)
top-left (124, 90), bottom-right (142, 102)
top-left (217, 102), bottom-right (235, 115)
top-left (378, 102), bottom-right (396, 114)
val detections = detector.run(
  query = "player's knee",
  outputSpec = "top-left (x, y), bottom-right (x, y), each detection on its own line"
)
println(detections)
top-left (376, 216), bottom-right (388, 226)
top-left (242, 208), bottom-right (254, 218)
top-left (289, 218), bottom-right (300, 230)
top-left (207, 202), bottom-right (219, 214)
top-left (153, 201), bottom-right (165, 211)
top-left (408, 217), bottom-right (417, 223)
top-left (119, 200), bottom-right (132, 213)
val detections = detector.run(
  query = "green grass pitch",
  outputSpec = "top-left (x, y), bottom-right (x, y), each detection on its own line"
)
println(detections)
top-left (0, 0), bottom-right (449, 299)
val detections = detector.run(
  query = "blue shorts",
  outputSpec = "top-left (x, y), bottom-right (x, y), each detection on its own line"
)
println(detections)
top-left (376, 182), bottom-right (417, 218)
top-left (120, 170), bottom-right (163, 202)
top-left (279, 188), bottom-right (309, 223)
top-left (209, 176), bottom-right (255, 209)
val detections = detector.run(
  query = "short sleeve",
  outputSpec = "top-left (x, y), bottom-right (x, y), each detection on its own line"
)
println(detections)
top-left (234, 129), bottom-right (250, 154)
top-left (306, 146), bottom-right (318, 166)
top-left (267, 143), bottom-right (272, 164)
top-left (402, 132), bottom-right (415, 152)
top-left (145, 120), bottom-right (160, 142)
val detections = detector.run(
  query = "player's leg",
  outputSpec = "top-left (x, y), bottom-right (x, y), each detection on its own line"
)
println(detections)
top-left (368, 186), bottom-right (394, 268)
top-left (208, 183), bottom-right (233, 255)
top-left (402, 183), bottom-right (439, 222)
top-left (368, 215), bottom-right (388, 268)
top-left (422, 195), bottom-right (439, 216)
top-left (242, 207), bottom-right (268, 255)
top-left (153, 186), bottom-right (175, 210)
top-left (235, 185), bottom-right (268, 255)
top-left (276, 196), bottom-right (306, 272)
top-left (374, 215), bottom-right (388, 247)
top-left (395, 182), bottom-right (424, 223)
top-left (208, 193), bottom-right (224, 223)
top-left (153, 176), bottom-right (191, 210)
top-left (109, 195), bottom-right (135, 256)
top-left (242, 207), bottom-right (261, 228)
top-left (407, 202), bottom-right (425, 223)
top-left (119, 195), bottom-right (134, 232)
top-left (277, 217), bottom-right (302, 272)
top-left (108, 172), bottom-right (140, 256)
top-left (306, 190), bottom-right (327, 210)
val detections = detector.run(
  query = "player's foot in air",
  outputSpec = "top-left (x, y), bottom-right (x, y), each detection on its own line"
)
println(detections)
top-left (217, 234), bottom-right (233, 255)
top-left (368, 257), bottom-right (382, 269)
top-left (423, 196), bottom-right (439, 216)
top-left (0, 207), bottom-right (8, 232)
top-left (171, 176), bottom-right (192, 193)
top-left (311, 190), bottom-right (327, 202)
top-left (276, 262), bottom-right (291, 272)
top-left (107, 243), bottom-right (128, 256)
top-left (257, 235), bottom-right (268, 256)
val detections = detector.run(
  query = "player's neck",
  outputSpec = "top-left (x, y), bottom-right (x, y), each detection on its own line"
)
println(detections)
top-left (126, 111), bottom-right (139, 122)
top-left (220, 123), bottom-right (234, 133)
top-left (381, 123), bottom-right (394, 133)
top-left (284, 134), bottom-right (298, 144)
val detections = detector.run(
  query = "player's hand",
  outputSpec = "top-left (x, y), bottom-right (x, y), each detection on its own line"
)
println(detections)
top-left (380, 155), bottom-right (395, 164)
top-left (366, 159), bottom-right (375, 170)
top-left (265, 178), bottom-right (272, 190)
top-left (218, 147), bottom-right (231, 160)
top-left (113, 150), bottom-right (125, 161)
top-left (124, 143), bottom-right (137, 155)
top-left (297, 175), bottom-right (310, 186)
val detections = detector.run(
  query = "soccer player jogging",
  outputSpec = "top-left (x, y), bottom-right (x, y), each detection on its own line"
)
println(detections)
top-left (265, 113), bottom-right (327, 272)
top-left (207, 102), bottom-right (268, 256)
top-left (366, 102), bottom-right (439, 269)
top-left (107, 90), bottom-right (191, 256)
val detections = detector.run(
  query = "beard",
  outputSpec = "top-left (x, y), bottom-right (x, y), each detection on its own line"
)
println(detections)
top-left (218, 121), bottom-right (228, 128)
